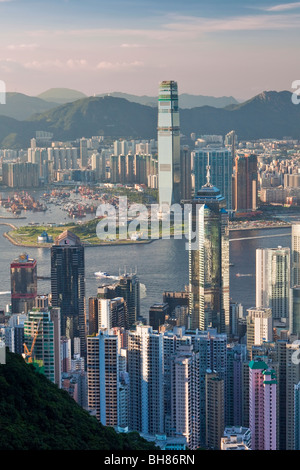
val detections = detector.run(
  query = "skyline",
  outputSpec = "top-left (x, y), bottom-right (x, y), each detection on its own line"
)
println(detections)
top-left (0, 0), bottom-right (299, 99)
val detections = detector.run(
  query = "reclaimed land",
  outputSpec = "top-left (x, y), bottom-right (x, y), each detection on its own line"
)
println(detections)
top-left (2, 218), bottom-right (154, 247)
top-left (1, 216), bottom-right (292, 248)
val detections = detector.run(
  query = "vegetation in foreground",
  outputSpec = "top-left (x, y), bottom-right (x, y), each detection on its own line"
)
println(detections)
top-left (0, 350), bottom-right (157, 450)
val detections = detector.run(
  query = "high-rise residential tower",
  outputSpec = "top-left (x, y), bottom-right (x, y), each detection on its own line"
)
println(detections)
top-left (51, 231), bottom-right (86, 357)
top-left (256, 247), bottom-right (290, 321)
top-left (180, 146), bottom-right (192, 201)
top-left (158, 80), bottom-right (181, 207)
top-left (87, 328), bottom-right (120, 426)
top-left (80, 138), bottom-right (88, 168)
top-left (127, 325), bottom-right (164, 436)
top-left (292, 224), bottom-right (300, 286)
top-left (205, 371), bottom-right (225, 450)
top-left (285, 342), bottom-right (300, 450)
top-left (224, 130), bottom-right (237, 160)
top-left (246, 307), bottom-right (273, 359)
top-left (294, 382), bottom-right (300, 450)
top-left (291, 286), bottom-right (300, 336)
top-left (249, 358), bottom-right (277, 450)
top-left (170, 344), bottom-right (200, 450)
top-left (233, 153), bottom-right (258, 212)
top-left (23, 308), bottom-right (56, 384)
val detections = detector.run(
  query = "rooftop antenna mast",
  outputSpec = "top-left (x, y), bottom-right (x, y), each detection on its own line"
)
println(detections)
top-left (204, 152), bottom-right (213, 188)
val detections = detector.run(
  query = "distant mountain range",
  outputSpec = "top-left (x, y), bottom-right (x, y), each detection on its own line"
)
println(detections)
top-left (0, 90), bottom-right (298, 148)
top-left (0, 88), bottom-right (240, 121)
top-left (37, 88), bottom-right (88, 104)
top-left (0, 93), bottom-right (60, 120)
top-left (96, 91), bottom-right (239, 108)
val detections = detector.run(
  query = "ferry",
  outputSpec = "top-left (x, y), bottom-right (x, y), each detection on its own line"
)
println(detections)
top-left (94, 271), bottom-right (119, 280)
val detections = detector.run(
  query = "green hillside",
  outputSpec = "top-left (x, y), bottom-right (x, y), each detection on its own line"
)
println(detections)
top-left (37, 87), bottom-right (88, 104)
top-left (96, 91), bottom-right (239, 108)
top-left (0, 350), bottom-right (157, 450)
top-left (0, 93), bottom-right (60, 120)
top-left (29, 95), bottom-right (157, 141)
top-left (0, 90), bottom-right (299, 148)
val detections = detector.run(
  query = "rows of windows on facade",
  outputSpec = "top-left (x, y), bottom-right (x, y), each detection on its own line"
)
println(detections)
top-left (1, 80), bottom-right (300, 452)
top-left (5, 224), bottom-right (300, 451)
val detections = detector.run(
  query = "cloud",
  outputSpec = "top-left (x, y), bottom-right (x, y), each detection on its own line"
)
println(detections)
top-left (0, 58), bottom-right (22, 73)
top-left (121, 43), bottom-right (142, 48)
top-left (23, 59), bottom-right (65, 70)
top-left (164, 12), bottom-right (300, 33)
top-left (66, 59), bottom-right (87, 68)
top-left (7, 58), bottom-right (142, 73)
top-left (96, 60), bottom-right (144, 70)
top-left (25, 10), bottom-right (300, 46)
top-left (23, 59), bottom-right (88, 70)
top-left (7, 43), bottom-right (38, 50)
top-left (259, 2), bottom-right (300, 11)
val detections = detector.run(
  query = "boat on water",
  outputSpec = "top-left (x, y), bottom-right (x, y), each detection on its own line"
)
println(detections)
top-left (94, 271), bottom-right (119, 280)
top-left (95, 271), bottom-right (109, 277)
top-left (235, 273), bottom-right (252, 277)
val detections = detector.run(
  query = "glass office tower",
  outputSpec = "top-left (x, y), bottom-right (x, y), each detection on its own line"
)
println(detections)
top-left (192, 147), bottom-right (233, 210)
top-left (10, 253), bottom-right (37, 314)
top-left (188, 179), bottom-right (230, 334)
top-left (51, 230), bottom-right (86, 357)
top-left (116, 273), bottom-right (140, 329)
top-left (158, 80), bottom-right (181, 207)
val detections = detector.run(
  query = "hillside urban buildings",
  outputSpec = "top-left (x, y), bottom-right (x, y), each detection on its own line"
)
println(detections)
top-left (2, 162), bottom-right (39, 188)
top-left (3, 79), bottom-right (300, 452)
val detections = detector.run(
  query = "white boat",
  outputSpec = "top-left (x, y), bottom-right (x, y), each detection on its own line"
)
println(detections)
top-left (94, 271), bottom-right (119, 280)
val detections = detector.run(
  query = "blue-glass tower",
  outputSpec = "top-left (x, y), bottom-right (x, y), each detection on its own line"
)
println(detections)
top-left (188, 165), bottom-right (230, 334)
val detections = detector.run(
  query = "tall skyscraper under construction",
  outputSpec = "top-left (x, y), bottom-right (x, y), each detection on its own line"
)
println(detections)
top-left (157, 80), bottom-right (181, 207)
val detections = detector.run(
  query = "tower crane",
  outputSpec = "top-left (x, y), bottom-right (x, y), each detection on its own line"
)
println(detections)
top-left (23, 319), bottom-right (41, 364)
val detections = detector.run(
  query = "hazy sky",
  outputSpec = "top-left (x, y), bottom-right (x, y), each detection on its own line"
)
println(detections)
top-left (0, 0), bottom-right (299, 99)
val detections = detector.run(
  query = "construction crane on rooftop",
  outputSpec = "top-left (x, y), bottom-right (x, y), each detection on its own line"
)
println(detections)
top-left (23, 319), bottom-right (41, 364)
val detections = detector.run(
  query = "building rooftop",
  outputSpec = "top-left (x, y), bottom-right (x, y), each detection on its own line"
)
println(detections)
top-left (54, 230), bottom-right (81, 246)
top-left (249, 359), bottom-right (268, 370)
